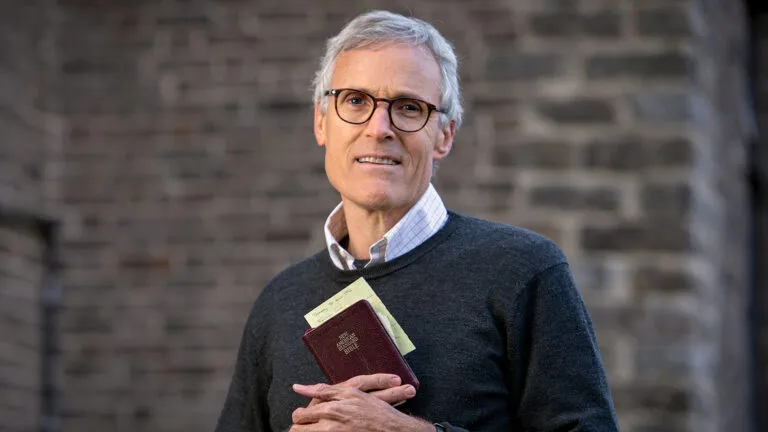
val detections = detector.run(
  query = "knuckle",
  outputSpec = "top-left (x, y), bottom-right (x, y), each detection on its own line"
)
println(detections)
top-left (344, 376), bottom-right (362, 388)
top-left (340, 386), bottom-right (362, 398)
top-left (314, 383), bottom-right (333, 396)
top-left (318, 403), bottom-right (335, 415)
top-left (291, 408), bottom-right (303, 423)
top-left (376, 375), bottom-right (389, 387)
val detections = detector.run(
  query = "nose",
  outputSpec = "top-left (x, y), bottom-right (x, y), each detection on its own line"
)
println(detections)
top-left (363, 101), bottom-right (395, 140)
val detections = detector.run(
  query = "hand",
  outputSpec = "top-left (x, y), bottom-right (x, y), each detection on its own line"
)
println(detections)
top-left (303, 373), bottom-right (413, 408)
top-left (289, 375), bottom-right (432, 432)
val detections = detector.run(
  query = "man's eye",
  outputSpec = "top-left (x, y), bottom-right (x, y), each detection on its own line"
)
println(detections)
top-left (343, 92), bottom-right (368, 106)
top-left (396, 100), bottom-right (424, 115)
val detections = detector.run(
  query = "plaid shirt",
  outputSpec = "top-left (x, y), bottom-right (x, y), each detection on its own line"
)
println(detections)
top-left (323, 183), bottom-right (448, 270)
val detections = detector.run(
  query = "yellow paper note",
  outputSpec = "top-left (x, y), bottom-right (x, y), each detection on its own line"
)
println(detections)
top-left (304, 277), bottom-right (415, 355)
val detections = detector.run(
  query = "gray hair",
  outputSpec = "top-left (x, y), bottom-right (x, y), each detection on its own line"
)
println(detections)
top-left (311, 10), bottom-right (463, 130)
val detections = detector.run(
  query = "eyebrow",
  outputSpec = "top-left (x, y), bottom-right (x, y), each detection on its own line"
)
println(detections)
top-left (352, 87), bottom-right (435, 103)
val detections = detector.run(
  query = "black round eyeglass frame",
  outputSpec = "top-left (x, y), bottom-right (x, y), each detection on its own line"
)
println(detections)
top-left (324, 88), bottom-right (445, 132)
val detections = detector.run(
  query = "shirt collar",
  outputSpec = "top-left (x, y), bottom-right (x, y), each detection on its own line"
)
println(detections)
top-left (323, 183), bottom-right (448, 270)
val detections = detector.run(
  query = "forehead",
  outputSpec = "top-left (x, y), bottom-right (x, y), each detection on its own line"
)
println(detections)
top-left (331, 44), bottom-right (442, 102)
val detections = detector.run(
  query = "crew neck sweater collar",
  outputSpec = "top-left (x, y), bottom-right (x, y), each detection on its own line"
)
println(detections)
top-left (314, 211), bottom-right (463, 283)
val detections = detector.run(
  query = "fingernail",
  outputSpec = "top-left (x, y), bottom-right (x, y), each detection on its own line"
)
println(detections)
top-left (389, 376), bottom-right (401, 385)
top-left (405, 385), bottom-right (416, 397)
top-left (293, 384), bottom-right (308, 390)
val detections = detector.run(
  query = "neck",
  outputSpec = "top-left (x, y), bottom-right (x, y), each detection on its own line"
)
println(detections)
top-left (342, 204), bottom-right (410, 260)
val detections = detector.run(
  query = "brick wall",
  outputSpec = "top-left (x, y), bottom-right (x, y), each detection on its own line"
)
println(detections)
top-left (0, 4), bottom-right (42, 212)
top-left (6, 0), bottom-right (750, 431)
top-left (0, 223), bottom-right (45, 432)
top-left (0, 0), bottom-right (59, 214)
top-left (0, 1), bottom-right (59, 431)
top-left (53, 3), bottom-right (333, 431)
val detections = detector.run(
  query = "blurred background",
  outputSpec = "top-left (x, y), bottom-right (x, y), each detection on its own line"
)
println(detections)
top-left (1, 0), bottom-right (767, 431)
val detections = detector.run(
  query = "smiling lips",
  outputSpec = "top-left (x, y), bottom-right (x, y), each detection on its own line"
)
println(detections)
top-left (355, 156), bottom-right (401, 165)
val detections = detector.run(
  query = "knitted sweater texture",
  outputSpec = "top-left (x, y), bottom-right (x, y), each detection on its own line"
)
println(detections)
top-left (215, 212), bottom-right (619, 431)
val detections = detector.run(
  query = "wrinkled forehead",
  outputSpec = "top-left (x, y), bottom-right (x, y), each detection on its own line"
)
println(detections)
top-left (331, 43), bottom-right (442, 104)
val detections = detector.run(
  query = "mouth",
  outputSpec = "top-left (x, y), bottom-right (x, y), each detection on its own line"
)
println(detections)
top-left (355, 156), bottom-right (401, 166)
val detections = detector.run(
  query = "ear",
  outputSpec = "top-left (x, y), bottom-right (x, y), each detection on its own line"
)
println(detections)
top-left (314, 102), bottom-right (327, 147)
top-left (432, 119), bottom-right (455, 161)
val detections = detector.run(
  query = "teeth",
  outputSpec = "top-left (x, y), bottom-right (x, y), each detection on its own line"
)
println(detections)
top-left (357, 156), bottom-right (397, 165)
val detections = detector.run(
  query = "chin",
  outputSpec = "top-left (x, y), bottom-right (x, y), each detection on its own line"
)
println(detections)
top-left (360, 191), bottom-right (397, 210)
top-left (348, 188), bottom-right (405, 212)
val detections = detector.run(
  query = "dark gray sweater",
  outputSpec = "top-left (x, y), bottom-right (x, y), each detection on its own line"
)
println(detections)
top-left (215, 212), bottom-right (619, 431)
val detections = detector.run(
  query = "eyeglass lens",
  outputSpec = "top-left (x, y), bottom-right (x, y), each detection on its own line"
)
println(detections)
top-left (334, 89), bottom-right (430, 132)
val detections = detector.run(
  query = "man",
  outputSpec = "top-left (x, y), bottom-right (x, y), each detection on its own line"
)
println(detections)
top-left (216, 10), bottom-right (619, 432)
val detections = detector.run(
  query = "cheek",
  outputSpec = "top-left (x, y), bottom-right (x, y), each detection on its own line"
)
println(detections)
top-left (325, 149), bottom-right (346, 175)
top-left (324, 138), bottom-right (353, 175)
top-left (410, 134), bottom-right (440, 164)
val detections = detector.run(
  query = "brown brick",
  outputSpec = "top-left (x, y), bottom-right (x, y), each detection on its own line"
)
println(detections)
top-left (485, 53), bottom-right (564, 81)
top-left (536, 98), bottom-right (616, 124)
top-left (612, 383), bottom-right (696, 413)
top-left (636, 6), bottom-right (693, 37)
top-left (528, 10), bottom-right (621, 38)
top-left (583, 135), bottom-right (693, 171)
top-left (640, 181), bottom-right (692, 216)
top-left (586, 52), bottom-right (693, 80)
top-left (528, 185), bottom-right (620, 211)
top-left (633, 266), bottom-right (698, 294)
top-left (581, 219), bottom-right (693, 252)
top-left (493, 139), bottom-right (577, 169)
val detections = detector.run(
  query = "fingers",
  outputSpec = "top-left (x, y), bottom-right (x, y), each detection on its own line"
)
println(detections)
top-left (292, 374), bottom-right (415, 406)
top-left (291, 389), bottom-right (421, 431)
top-left (341, 373), bottom-right (402, 392)
top-left (305, 397), bottom-right (324, 408)
top-left (293, 382), bottom-right (416, 409)
top-left (292, 403), bottom-right (337, 425)
top-left (292, 373), bottom-right (402, 400)
top-left (369, 384), bottom-right (417, 404)
top-left (293, 382), bottom-right (382, 401)
top-left (290, 380), bottom-right (420, 431)
top-left (293, 383), bottom-right (343, 401)
top-left (299, 384), bottom-right (415, 411)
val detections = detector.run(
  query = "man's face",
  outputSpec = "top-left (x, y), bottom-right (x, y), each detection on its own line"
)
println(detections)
top-left (314, 44), bottom-right (455, 215)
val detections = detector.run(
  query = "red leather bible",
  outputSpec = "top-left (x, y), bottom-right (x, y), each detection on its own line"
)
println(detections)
top-left (302, 299), bottom-right (419, 389)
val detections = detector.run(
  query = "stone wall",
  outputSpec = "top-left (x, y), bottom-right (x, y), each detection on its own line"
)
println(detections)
top-left (0, 0), bottom-right (757, 431)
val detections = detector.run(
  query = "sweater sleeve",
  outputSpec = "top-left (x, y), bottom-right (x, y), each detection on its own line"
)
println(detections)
top-left (215, 309), bottom-right (273, 432)
top-left (504, 263), bottom-right (619, 432)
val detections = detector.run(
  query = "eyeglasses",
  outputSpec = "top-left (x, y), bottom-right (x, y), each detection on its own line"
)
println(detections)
top-left (324, 88), bottom-right (444, 132)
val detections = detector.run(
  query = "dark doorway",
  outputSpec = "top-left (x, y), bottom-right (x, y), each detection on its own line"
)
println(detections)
top-left (0, 205), bottom-right (59, 432)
